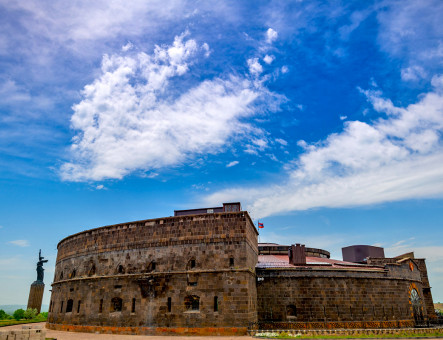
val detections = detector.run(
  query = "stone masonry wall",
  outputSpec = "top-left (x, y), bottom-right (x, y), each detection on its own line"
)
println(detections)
top-left (48, 211), bottom-right (258, 332)
top-left (256, 261), bottom-right (424, 326)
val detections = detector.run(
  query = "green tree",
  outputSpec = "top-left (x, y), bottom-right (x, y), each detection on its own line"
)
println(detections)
top-left (23, 308), bottom-right (37, 320)
top-left (13, 308), bottom-right (25, 320)
top-left (36, 312), bottom-right (48, 320)
top-left (0, 309), bottom-right (8, 320)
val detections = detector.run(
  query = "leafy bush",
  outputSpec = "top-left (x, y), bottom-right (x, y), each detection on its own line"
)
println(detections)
top-left (23, 308), bottom-right (38, 320)
top-left (36, 312), bottom-right (48, 320)
top-left (13, 308), bottom-right (25, 320)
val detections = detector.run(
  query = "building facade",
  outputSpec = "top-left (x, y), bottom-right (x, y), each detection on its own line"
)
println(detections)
top-left (47, 205), bottom-right (436, 335)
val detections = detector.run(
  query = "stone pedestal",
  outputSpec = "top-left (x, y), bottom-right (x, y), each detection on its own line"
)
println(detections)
top-left (27, 281), bottom-right (45, 313)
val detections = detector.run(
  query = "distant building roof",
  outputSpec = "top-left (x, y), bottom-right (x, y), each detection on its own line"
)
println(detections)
top-left (257, 254), bottom-right (384, 271)
top-left (174, 202), bottom-right (241, 216)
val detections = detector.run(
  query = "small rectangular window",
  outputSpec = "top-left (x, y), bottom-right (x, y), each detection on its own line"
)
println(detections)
top-left (99, 299), bottom-right (103, 313)
top-left (190, 259), bottom-right (196, 268)
top-left (214, 296), bottom-right (218, 312)
top-left (188, 281), bottom-right (197, 286)
top-left (77, 300), bottom-right (81, 313)
top-left (229, 257), bottom-right (234, 266)
top-left (131, 298), bottom-right (136, 313)
top-left (167, 297), bottom-right (172, 313)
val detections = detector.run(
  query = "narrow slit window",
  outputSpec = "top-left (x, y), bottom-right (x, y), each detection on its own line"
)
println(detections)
top-left (77, 300), bottom-right (81, 313)
top-left (66, 299), bottom-right (73, 313)
top-left (131, 298), bottom-right (136, 313)
top-left (229, 257), bottom-right (234, 266)
top-left (99, 299), bottom-right (103, 313)
top-left (214, 296), bottom-right (218, 312)
top-left (190, 259), bottom-right (196, 268)
top-left (60, 301), bottom-right (64, 313)
top-left (167, 297), bottom-right (172, 313)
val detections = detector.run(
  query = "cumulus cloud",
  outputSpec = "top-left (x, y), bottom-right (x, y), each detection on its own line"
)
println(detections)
top-left (61, 33), bottom-right (281, 181)
top-left (263, 55), bottom-right (274, 64)
top-left (9, 240), bottom-right (29, 247)
top-left (266, 28), bottom-right (278, 44)
top-left (226, 161), bottom-right (239, 168)
top-left (247, 58), bottom-right (263, 75)
top-left (205, 75), bottom-right (443, 218)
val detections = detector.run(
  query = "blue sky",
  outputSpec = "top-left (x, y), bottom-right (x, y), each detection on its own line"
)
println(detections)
top-left (1, 0), bottom-right (443, 306)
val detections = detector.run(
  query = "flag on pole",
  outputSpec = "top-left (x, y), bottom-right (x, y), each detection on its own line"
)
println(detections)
top-left (258, 222), bottom-right (264, 229)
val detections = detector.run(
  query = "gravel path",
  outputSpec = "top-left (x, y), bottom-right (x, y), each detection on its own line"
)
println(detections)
top-left (1, 322), bottom-right (253, 339)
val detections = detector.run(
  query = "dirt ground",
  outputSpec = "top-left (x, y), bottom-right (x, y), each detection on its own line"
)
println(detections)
top-left (1, 322), bottom-right (253, 339)
top-left (2, 322), bottom-right (443, 340)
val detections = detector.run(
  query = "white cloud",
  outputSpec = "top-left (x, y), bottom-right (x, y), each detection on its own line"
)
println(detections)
top-left (281, 66), bottom-right (289, 74)
top-left (401, 65), bottom-right (426, 81)
top-left (122, 42), bottom-right (133, 52)
top-left (263, 55), bottom-right (274, 64)
top-left (275, 138), bottom-right (288, 146)
top-left (226, 161), bottom-right (239, 168)
top-left (96, 184), bottom-right (104, 190)
top-left (266, 28), bottom-right (278, 44)
top-left (247, 58), bottom-right (263, 75)
top-left (339, 115), bottom-right (347, 120)
top-left (9, 240), bottom-right (30, 247)
top-left (61, 33), bottom-right (280, 181)
top-left (202, 43), bottom-right (211, 57)
top-left (205, 75), bottom-right (443, 218)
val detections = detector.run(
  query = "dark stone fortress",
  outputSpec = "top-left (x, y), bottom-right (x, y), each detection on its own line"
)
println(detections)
top-left (47, 203), bottom-right (436, 335)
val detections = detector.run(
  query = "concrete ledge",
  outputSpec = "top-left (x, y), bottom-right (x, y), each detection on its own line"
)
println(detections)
top-left (0, 327), bottom-right (46, 340)
top-left (46, 322), bottom-right (248, 336)
top-left (254, 320), bottom-right (416, 330)
top-left (248, 327), bottom-right (443, 337)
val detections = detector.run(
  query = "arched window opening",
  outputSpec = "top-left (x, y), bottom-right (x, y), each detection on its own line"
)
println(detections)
top-left (70, 269), bottom-right (76, 279)
top-left (117, 265), bottom-right (125, 274)
top-left (187, 259), bottom-right (196, 269)
top-left (214, 296), bottom-right (219, 312)
top-left (111, 297), bottom-right (123, 312)
top-left (410, 288), bottom-right (423, 322)
top-left (60, 271), bottom-right (64, 280)
top-left (286, 305), bottom-right (297, 319)
top-left (147, 261), bottom-right (156, 272)
top-left (66, 299), bottom-right (73, 313)
top-left (88, 264), bottom-right (96, 276)
top-left (184, 295), bottom-right (200, 311)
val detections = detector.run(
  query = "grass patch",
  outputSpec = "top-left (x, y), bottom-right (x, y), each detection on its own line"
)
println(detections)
top-left (0, 318), bottom-right (47, 327)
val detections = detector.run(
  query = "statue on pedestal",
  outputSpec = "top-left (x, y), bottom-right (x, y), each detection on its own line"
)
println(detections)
top-left (36, 249), bottom-right (48, 283)
top-left (28, 249), bottom-right (48, 313)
